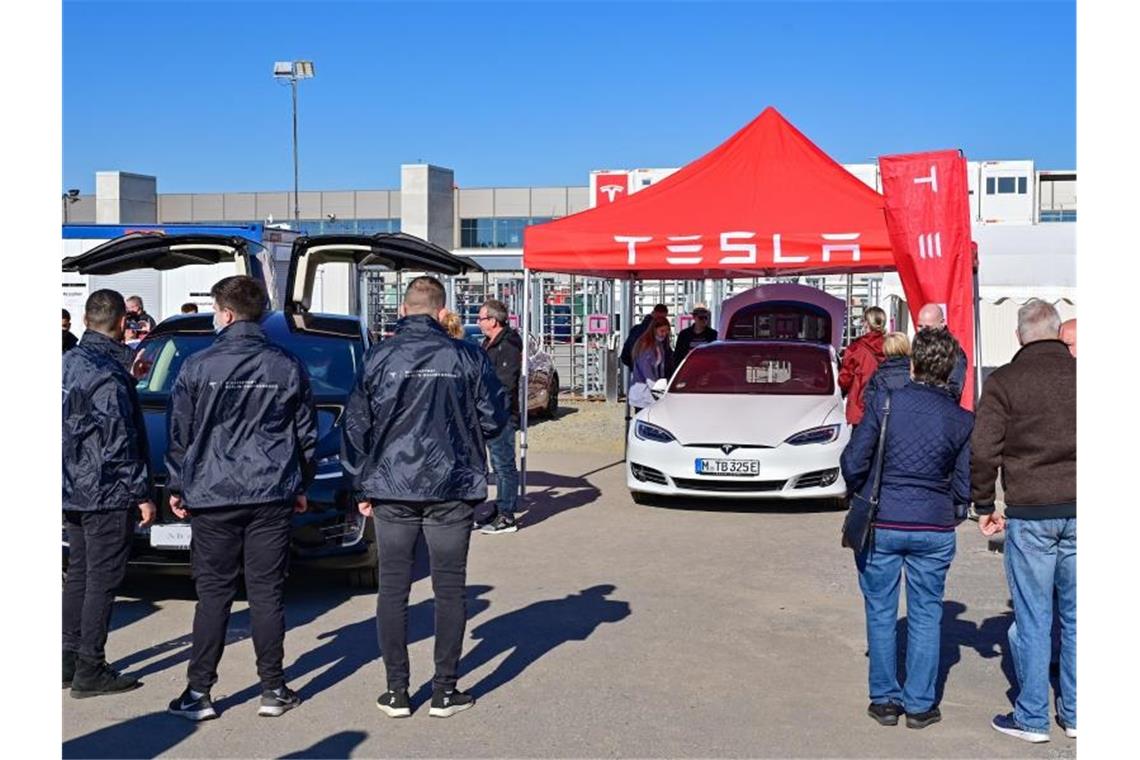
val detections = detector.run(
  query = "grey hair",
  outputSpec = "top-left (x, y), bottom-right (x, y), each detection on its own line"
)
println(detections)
top-left (1017, 298), bottom-right (1061, 344)
top-left (482, 299), bottom-right (509, 326)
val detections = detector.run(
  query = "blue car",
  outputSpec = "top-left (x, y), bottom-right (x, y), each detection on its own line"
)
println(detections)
top-left (62, 231), bottom-right (481, 587)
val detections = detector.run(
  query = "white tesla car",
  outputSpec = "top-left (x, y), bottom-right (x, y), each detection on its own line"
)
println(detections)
top-left (626, 340), bottom-right (850, 503)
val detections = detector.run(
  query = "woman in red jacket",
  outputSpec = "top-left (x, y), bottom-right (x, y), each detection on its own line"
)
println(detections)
top-left (838, 306), bottom-right (887, 425)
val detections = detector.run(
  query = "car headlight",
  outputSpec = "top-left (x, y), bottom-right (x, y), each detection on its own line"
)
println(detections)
top-left (784, 424), bottom-right (841, 446)
top-left (635, 420), bottom-right (676, 444)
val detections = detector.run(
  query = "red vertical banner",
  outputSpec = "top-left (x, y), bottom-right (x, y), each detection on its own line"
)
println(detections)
top-left (879, 150), bottom-right (976, 410)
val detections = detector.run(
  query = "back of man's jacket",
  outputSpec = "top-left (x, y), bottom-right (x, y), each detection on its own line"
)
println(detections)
top-left (971, 339), bottom-right (1076, 518)
top-left (63, 331), bottom-right (151, 512)
top-left (165, 320), bottom-right (317, 510)
top-left (342, 314), bottom-right (509, 503)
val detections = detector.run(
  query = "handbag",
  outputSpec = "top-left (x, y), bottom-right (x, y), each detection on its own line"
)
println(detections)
top-left (841, 392), bottom-right (892, 553)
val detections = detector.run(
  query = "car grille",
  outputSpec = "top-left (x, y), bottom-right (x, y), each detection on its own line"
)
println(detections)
top-left (630, 463), bottom-right (669, 486)
top-left (793, 468), bottom-right (840, 489)
top-left (672, 477), bottom-right (786, 493)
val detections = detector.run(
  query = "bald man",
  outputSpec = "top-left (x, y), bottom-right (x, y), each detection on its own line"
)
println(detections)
top-left (917, 303), bottom-right (967, 402)
top-left (1059, 319), bottom-right (1076, 358)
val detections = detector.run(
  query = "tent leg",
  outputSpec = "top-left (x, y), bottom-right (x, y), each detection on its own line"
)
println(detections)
top-left (520, 268), bottom-right (531, 500)
top-left (623, 277), bottom-right (635, 459)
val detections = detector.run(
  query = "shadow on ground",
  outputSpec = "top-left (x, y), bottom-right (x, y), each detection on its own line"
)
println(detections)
top-left (636, 493), bottom-right (846, 514)
top-left (524, 404), bottom-right (579, 428)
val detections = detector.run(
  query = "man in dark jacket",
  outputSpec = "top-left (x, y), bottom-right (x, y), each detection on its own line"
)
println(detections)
top-left (342, 276), bottom-right (508, 719)
top-left (62, 308), bottom-right (78, 352)
top-left (476, 298), bottom-right (523, 534)
top-left (672, 305), bottom-right (717, 366)
top-left (165, 275), bottom-right (317, 722)
top-left (62, 289), bottom-right (156, 697)
top-left (125, 295), bottom-right (157, 334)
top-left (917, 303), bottom-right (967, 402)
top-left (971, 299), bottom-right (1076, 743)
top-left (620, 303), bottom-right (668, 370)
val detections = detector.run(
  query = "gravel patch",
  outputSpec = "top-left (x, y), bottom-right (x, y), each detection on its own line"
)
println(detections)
top-left (524, 399), bottom-right (628, 454)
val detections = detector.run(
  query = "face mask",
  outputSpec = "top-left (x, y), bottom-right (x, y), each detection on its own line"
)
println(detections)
top-left (213, 312), bottom-right (227, 333)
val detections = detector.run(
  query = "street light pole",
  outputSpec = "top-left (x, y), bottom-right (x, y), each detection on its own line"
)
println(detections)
top-left (273, 60), bottom-right (315, 229)
top-left (61, 188), bottom-right (79, 224)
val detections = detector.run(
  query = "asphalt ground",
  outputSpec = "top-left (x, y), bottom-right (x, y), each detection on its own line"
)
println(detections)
top-left (62, 408), bottom-right (1072, 759)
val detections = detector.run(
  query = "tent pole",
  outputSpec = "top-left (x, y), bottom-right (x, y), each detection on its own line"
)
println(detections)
top-left (624, 276), bottom-right (635, 458)
top-left (972, 260), bottom-right (983, 407)
top-left (520, 268), bottom-right (531, 500)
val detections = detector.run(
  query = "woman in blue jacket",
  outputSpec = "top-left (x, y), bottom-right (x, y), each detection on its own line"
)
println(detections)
top-left (840, 327), bottom-right (974, 730)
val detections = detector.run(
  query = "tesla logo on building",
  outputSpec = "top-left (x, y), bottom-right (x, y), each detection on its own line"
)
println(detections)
top-left (594, 173), bottom-right (629, 207)
top-left (720, 444), bottom-right (739, 455)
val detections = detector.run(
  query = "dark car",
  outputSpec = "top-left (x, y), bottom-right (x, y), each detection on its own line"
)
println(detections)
top-left (62, 231), bottom-right (481, 588)
top-left (461, 324), bottom-right (560, 417)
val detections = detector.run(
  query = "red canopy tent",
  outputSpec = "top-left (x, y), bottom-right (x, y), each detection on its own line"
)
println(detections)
top-left (515, 107), bottom-right (905, 494)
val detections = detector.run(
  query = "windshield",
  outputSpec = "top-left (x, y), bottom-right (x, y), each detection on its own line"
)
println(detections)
top-left (134, 330), bottom-right (364, 399)
top-left (670, 344), bottom-right (834, 396)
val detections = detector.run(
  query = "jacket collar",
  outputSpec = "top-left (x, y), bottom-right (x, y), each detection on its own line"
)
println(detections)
top-left (79, 329), bottom-right (128, 359)
top-left (484, 324), bottom-right (517, 349)
top-left (216, 319), bottom-right (268, 343)
top-left (907, 378), bottom-right (957, 400)
top-left (395, 313), bottom-right (448, 336)
top-left (1011, 339), bottom-right (1071, 363)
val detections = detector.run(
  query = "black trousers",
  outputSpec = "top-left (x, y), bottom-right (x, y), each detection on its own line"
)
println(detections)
top-left (372, 500), bottom-right (475, 691)
top-left (187, 504), bottom-right (292, 692)
top-left (63, 509), bottom-right (133, 661)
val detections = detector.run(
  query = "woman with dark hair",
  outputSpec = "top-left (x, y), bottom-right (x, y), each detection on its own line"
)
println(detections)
top-left (839, 306), bottom-right (888, 425)
top-left (628, 316), bottom-right (673, 410)
top-left (840, 327), bottom-right (974, 730)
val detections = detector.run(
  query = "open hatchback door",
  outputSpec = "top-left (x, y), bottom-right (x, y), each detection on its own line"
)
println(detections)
top-left (285, 232), bottom-right (482, 313)
top-left (62, 232), bottom-right (264, 278)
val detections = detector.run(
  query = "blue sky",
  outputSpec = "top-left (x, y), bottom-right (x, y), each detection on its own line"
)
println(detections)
top-left (63, 1), bottom-right (1075, 193)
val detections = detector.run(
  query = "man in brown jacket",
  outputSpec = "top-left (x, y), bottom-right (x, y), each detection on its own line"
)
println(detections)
top-left (971, 298), bottom-right (1076, 744)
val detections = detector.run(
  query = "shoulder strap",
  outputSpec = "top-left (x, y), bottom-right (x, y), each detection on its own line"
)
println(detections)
top-left (868, 392), bottom-right (892, 505)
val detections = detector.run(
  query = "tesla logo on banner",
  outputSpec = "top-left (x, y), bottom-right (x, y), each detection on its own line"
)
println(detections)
top-left (918, 232), bottom-right (942, 259)
top-left (594, 173), bottom-right (629, 206)
top-left (614, 232), bottom-right (862, 267)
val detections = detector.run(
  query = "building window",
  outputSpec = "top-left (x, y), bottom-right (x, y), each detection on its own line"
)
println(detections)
top-left (297, 218), bottom-right (400, 235)
top-left (997, 177), bottom-right (1017, 194)
top-left (1040, 210), bottom-right (1076, 222)
top-left (986, 178), bottom-right (995, 194)
top-left (1018, 177), bottom-right (1028, 194)
top-left (460, 217), bottom-right (556, 248)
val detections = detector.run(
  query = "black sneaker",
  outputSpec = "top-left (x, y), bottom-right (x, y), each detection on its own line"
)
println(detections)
top-left (168, 687), bottom-right (218, 721)
top-left (906, 707), bottom-right (942, 729)
top-left (63, 650), bottom-right (77, 688)
top-left (429, 687), bottom-right (475, 718)
top-left (70, 659), bottom-right (142, 699)
top-left (480, 513), bottom-right (518, 535)
top-left (991, 712), bottom-right (1049, 743)
top-left (376, 688), bottom-right (411, 718)
top-left (473, 510), bottom-right (498, 531)
top-left (258, 684), bottom-right (301, 717)
top-left (867, 702), bottom-right (904, 726)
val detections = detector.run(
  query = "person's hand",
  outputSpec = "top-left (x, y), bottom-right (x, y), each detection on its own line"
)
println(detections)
top-left (138, 501), bottom-right (156, 528)
top-left (358, 501), bottom-right (373, 518)
top-left (170, 493), bottom-right (188, 520)
top-left (978, 513), bottom-right (1005, 536)
top-left (294, 494), bottom-right (309, 514)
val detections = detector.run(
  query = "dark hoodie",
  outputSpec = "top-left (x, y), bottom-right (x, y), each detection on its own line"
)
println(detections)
top-left (484, 325), bottom-right (524, 426)
top-left (838, 330), bottom-right (885, 425)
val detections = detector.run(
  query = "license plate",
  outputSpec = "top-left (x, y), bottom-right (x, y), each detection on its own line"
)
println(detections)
top-left (695, 458), bottom-right (760, 476)
top-left (150, 523), bottom-right (192, 550)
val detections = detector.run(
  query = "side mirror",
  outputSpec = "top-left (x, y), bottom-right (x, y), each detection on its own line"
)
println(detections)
top-left (650, 378), bottom-right (669, 399)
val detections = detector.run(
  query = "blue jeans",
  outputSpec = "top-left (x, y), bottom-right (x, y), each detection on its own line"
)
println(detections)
top-left (1004, 518), bottom-right (1076, 732)
top-left (487, 423), bottom-right (519, 516)
top-left (856, 529), bottom-right (957, 713)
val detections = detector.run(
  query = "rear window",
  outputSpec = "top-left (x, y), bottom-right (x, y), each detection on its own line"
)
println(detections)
top-left (670, 344), bottom-right (834, 396)
top-left (133, 330), bottom-right (363, 399)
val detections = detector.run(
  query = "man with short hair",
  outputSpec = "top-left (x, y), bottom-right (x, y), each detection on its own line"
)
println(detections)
top-left (63, 289), bottom-right (156, 697)
top-left (181, 302), bottom-right (200, 314)
top-left (620, 303), bottom-right (668, 370)
top-left (916, 303), bottom-right (967, 402)
top-left (972, 298), bottom-right (1076, 743)
top-left (475, 298), bottom-right (523, 535)
top-left (673, 305), bottom-right (718, 366)
top-left (166, 275), bottom-right (317, 721)
top-left (1059, 318), bottom-right (1076, 358)
top-left (125, 295), bottom-right (157, 334)
top-left (343, 276), bottom-right (508, 719)
top-left (62, 308), bottom-right (78, 352)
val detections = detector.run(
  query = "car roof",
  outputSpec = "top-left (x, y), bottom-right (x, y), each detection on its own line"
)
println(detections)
top-left (145, 310), bottom-right (364, 342)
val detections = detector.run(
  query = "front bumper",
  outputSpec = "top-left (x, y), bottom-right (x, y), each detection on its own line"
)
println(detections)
top-left (626, 431), bottom-right (848, 500)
